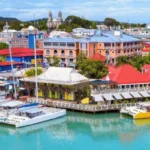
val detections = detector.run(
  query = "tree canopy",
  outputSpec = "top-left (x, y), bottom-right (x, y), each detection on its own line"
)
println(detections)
top-left (58, 15), bottom-right (97, 32)
top-left (0, 42), bottom-right (8, 50)
top-left (116, 54), bottom-right (150, 71)
top-left (76, 53), bottom-right (108, 79)
top-left (25, 67), bottom-right (43, 77)
top-left (51, 56), bottom-right (60, 67)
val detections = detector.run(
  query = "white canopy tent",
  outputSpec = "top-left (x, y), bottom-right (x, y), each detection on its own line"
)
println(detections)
top-left (91, 94), bottom-right (104, 102)
top-left (112, 93), bottom-right (123, 100)
top-left (102, 93), bottom-right (114, 101)
top-left (139, 91), bottom-right (150, 98)
top-left (121, 92), bottom-right (132, 99)
top-left (130, 92), bottom-right (142, 98)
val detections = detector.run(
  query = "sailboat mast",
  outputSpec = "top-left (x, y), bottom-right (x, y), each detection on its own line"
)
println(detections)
top-left (33, 19), bottom-right (38, 102)
top-left (5, 22), bottom-right (17, 99)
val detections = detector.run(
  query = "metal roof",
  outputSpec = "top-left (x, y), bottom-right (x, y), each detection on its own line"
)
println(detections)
top-left (44, 30), bottom-right (141, 43)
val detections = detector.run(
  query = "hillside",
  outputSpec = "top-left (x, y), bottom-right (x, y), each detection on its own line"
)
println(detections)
top-left (0, 16), bottom-right (20, 21)
top-left (59, 15), bottom-right (97, 32)
top-left (0, 16), bottom-right (21, 31)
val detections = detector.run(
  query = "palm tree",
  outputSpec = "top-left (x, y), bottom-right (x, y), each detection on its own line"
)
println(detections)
top-left (116, 56), bottom-right (131, 67)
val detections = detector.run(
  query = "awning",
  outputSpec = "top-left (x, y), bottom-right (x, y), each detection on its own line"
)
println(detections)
top-left (130, 92), bottom-right (142, 98)
top-left (121, 92), bottom-right (132, 99)
top-left (139, 91), bottom-right (150, 98)
top-left (102, 93), bottom-right (114, 101)
top-left (112, 93), bottom-right (123, 100)
top-left (91, 94), bottom-right (104, 102)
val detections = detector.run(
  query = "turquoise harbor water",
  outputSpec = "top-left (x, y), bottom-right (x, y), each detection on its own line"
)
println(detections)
top-left (1, 112), bottom-right (150, 150)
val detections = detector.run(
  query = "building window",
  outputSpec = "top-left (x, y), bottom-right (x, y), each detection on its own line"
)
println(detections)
top-left (69, 50), bottom-right (73, 56)
top-left (70, 59), bottom-right (73, 63)
top-left (44, 42), bottom-right (51, 46)
top-left (67, 43), bottom-right (75, 47)
top-left (60, 43), bottom-right (66, 46)
top-left (54, 50), bottom-right (57, 55)
top-left (53, 42), bottom-right (59, 46)
top-left (104, 43), bottom-right (111, 47)
top-left (61, 58), bottom-right (65, 63)
top-left (46, 50), bottom-right (50, 55)
top-left (61, 50), bottom-right (65, 56)
top-left (124, 50), bottom-right (126, 53)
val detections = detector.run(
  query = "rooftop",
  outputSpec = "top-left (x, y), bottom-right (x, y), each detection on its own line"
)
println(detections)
top-left (103, 64), bottom-right (150, 85)
top-left (0, 48), bottom-right (43, 56)
top-left (44, 30), bottom-right (141, 43)
top-left (21, 67), bottom-right (88, 85)
top-left (92, 53), bottom-right (106, 62)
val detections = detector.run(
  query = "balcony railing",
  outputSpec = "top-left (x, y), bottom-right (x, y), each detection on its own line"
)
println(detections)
top-left (91, 87), bottom-right (150, 94)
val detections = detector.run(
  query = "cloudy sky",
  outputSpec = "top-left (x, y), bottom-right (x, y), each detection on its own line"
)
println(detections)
top-left (1, 0), bottom-right (150, 23)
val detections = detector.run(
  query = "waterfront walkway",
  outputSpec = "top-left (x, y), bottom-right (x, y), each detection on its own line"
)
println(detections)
top-left (27, 97), bottom-right (139, 113)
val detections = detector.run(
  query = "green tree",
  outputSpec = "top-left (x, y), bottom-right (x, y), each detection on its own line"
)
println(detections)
top-left (0, 42), bottom-right (8, 50)
top-left (51, 56), bottom-right (60, 67)
top-left (76, 53), bottom-right (108, 79)
top-left (65, 25), bottom-right (73, 32)
top-left (104, 18), bottom-right (120, 27)
top-left (131, 56), bottom-right (145, 71)
top-left (143, 53), bottom-right (150, 64)
top-left (25, 67), bottom-right (43, 77)
top-left (116, 56), bottom-right (131, 67)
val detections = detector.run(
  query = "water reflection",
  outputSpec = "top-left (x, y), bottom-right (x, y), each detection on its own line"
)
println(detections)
top-left (0, 112), bottom-right (150, 150)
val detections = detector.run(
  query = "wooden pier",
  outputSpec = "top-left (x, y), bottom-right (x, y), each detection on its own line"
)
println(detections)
top-left (26, 97), bottom-right (139, 113)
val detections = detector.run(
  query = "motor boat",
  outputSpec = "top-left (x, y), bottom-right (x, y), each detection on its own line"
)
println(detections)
top-left (0, 101), bottom-right (38, 121)
top-left (2, 107), bottom-right (66, 128)
top-left (120, 102), bottom-right (150, 119)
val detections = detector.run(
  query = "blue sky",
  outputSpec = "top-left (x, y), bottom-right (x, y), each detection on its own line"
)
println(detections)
top-left (1, 0), bottom-right (150, 23)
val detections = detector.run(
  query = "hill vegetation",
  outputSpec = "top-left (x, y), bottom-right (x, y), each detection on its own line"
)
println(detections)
top-left (59, 16), bottom-right (97, 32)
top-left (0, 16), bottom-right (147, 32)
top-left (104, 18), bottom-right (146, 29)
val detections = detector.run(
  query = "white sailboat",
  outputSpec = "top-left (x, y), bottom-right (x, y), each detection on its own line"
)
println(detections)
top-left (2, 23), bottom-right (66, 127)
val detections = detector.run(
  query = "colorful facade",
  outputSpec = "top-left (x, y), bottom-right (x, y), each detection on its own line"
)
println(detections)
top-left (20, 67), bottom-right (90, 101)
top-left (43, 30), bottom-right (142, 65)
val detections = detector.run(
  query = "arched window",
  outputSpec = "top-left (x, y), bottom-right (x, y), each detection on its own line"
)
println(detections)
top-left (69, 50), bottom-right (73, 56)
top-left (54, 50), bottom-right (57, 55)
top-left (46, 50), bottom-right (50, 55)
top-left (61, 50), bottom-right (65, 56)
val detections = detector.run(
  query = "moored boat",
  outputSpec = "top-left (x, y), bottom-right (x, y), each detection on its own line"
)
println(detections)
top-left (120, 102), bottom-right (150, 119)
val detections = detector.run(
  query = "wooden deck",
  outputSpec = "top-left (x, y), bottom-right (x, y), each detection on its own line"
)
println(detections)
top-left (26, 97), bottom-right (139, 113)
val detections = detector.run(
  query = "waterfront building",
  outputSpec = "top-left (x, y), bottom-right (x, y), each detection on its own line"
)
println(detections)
top-left (0, 48), bottom-right (43, 67)
top-left (91, 64), bottom-right (150, 105)
top-left (0, 61), bottom-right (24, 71)
top-left (43, 37), bottom-right (77, 67)
top-left (44, 30), bottom-right (142, 65)
top-left (20, 67), bottom-right (90, 102)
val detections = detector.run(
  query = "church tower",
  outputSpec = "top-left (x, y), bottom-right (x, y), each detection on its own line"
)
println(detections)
top-left (47, 11), bottom-right (53, 32)
top-left (57, 11), bottom-right (63, 28)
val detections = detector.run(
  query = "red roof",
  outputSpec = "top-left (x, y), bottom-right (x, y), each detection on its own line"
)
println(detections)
top-left (0, 48), bottom-right (43, 56)
top-left (103, 64), bottom-right (150, 84)
top-left (142, 64), bottom-right (150, 71)
top-left (92, 53), bottom-right (106, 62)
top-left (0, 61), bottom-right (23, 66)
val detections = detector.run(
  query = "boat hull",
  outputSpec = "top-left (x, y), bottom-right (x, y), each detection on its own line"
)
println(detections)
top-left (134, 112), bottom-right (150, 119)
top-left (16, 109), bottom-right (66, 128)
